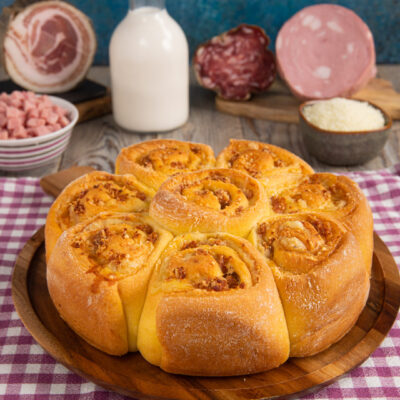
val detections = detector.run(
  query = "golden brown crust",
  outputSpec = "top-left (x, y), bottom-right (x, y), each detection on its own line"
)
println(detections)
top-left (45, 171), bottom-right (154, 262)
top-left (249, 212), bottom-right (370, 357)
top-left (137, 232), bottom-right (290, 376)
top-left (46, 212), bottom-right (173, 355)
top-left (268, 173), bottom-right (374, 274)
top-left (115, 140), bottom-right (216, 191)
top-left (216, 139), bottom-right (314, 190)
top-left (149, 168), bottom-right (268, 237)
top-left (46, 139), bottom-right (374, 376)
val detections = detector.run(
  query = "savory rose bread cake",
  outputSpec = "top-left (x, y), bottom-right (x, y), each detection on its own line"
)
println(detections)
top-left (45, 139), bottom-right (372, 376)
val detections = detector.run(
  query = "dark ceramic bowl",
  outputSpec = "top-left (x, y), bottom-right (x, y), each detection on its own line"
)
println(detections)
top-left (299, 100), bottom-right (392, 166)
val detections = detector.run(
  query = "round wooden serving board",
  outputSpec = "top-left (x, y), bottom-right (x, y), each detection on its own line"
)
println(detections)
top-left (12, 229), bottom-right (400, 400)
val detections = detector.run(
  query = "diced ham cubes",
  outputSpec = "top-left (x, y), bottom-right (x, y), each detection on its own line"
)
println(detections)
top-left (33, 126), bottom-right (51, 136)
top-left (28, 108), bottom-right (40, 118)
top-left (13, 126), bottom-right (28, 139)
top-left (0, 130), bottom-right (8, 139)
top-left (58, 116), bottom-right (70, 127)
top-left (0, 114), bottom-right (7, 128)
top-left (0, 90), bottom-right (71, 140)
top-left (11, 91), bottom-right (24, 100)
top-left (7, 117), bottom-right (22, 131)
top-left (49, 123), bottom-right (61, 131)
top-left (6, 106), bottom-right (21, 118)
top-left (26, 118), bottom-right (45, 127)
top-left (23, 100), bottom-right (35, 112)
top-left (47, 113), bottom-right (59, 125)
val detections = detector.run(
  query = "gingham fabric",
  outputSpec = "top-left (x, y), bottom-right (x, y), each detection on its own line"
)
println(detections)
top-left (0, 168), bottom-right (399, 400)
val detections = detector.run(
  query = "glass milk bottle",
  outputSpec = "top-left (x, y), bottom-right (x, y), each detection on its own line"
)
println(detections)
top-left (109, 0), bottom-right (189, 132)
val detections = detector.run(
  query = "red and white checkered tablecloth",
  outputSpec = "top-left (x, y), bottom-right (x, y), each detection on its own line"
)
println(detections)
top-left (0, 167), bottom-right (399, 400)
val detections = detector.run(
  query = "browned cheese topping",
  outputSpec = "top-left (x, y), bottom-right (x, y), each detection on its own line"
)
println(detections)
top-left (175, 172), bottom-right (256, 215)
top-left (137, 144), bottom-right (211, 174)
top-left (163, 240), bottom-right (248, 292)
top-left (257, 216), bottom-right (343, 273)
top-left (59, 177), bottom-right (149, 229)
top-left (271, 175), bottom-right (351, 214)
top-left (72, 222), bottom-right (159, 281)
top-left (228, 147), bottom-right (288, 178)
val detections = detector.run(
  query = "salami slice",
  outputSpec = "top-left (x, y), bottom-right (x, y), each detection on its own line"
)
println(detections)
top-left (193, 24), bottom-right (276, 100)
top-left (276, 4), bottom-right (376, 100)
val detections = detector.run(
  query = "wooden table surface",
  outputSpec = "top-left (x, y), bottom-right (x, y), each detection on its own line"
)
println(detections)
top-left (1, 65), bottom-right (399, 177)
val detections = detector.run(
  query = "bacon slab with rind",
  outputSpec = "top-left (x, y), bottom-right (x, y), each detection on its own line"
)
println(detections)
top-left (3, 1), bottom-right (96, 93)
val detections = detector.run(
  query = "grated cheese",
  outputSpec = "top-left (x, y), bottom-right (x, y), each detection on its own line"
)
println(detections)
top-left (302, 97), bottom-right (385, 132)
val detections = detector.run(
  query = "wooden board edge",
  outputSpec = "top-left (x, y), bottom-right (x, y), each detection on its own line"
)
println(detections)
top-left (215, 77), bottom-right (400, 123)
top-left (10, 230), bottom-right (400, 400)
top-left (39, 165), bottom-right (96, 198)
top-left (76, 94), bottom-right (112, 124)
top-left (11, 228), bottom-right (77, 367)
top-left (215, 96), bottom-right (299, 124)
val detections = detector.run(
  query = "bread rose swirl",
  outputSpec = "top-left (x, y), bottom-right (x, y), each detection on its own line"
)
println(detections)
top-left (249, 213), bottom-right (370, 357)
top-left (45, 171), bottom-right (154, 262)
top-left (216, 139), bottom-right (314, 189)
top-left (269, 173), bottom-right (373, 273)
top-left (137, 232), bottom-right (290, 376)
top-left (47, 212), bottom-right (173, 355)
top-left (115, 139), bottom-right (216, 191)
top-left (149, 168), bottom-right (268, 236)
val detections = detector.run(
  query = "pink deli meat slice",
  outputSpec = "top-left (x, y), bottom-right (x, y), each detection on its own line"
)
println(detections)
top-left (193, 24), bottom-right (276, 100)
top-left (276, 4), bottom-right (376, 100)
top-left (3, 1), bottom-right (96, 93)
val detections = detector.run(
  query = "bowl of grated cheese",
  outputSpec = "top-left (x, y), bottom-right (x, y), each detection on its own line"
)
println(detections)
top-left (299, 98), bottom-right (392, 166)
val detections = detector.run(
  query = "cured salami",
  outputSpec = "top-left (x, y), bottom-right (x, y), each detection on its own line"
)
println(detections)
top-left (193, 24), bottom-right (276, 100)
top-left (276, 4), bottom-right (376, 100)
top-left (3, 1), bottom-right (96, 93)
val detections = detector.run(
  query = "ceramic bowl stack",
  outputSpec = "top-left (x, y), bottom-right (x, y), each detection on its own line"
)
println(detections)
top-left (0, 97), bottom-right (79, 171)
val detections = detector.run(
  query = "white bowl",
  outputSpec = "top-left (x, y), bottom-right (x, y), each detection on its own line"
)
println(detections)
top-left (0, 96), bottom-right (79, 171)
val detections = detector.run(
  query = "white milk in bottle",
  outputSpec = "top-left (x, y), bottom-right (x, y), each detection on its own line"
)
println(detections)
top-left (109, 0), bottom-right (189, 132)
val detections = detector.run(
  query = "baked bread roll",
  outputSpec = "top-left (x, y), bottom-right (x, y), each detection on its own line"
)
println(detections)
top-left (115, 139), bottom-right (216, 190)
top-left (137, 232), bottom-right (290, 376)
top-left (268, 173), bottom-right (373, 273)
top-left (249, 213), bottom-right (370, 357)
top-left (149, 168), bottom-right (268, 236)
top-left (45, 171), bottom-right (154, 262)
top-left (216, 139), bottom-right (314, 189)
top-left (47, 212), bottom-right (173, 355)
top-left (45, 139), bottom-right (374, 376)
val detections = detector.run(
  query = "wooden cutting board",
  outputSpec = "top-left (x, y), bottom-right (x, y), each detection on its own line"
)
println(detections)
top-left (12, 166), bottom-right (400, 399)
top-left (11, 229), bottom-right (400, 399)
top-left (39, 165), bottom-right (96, 197)
top-left (215, 78), bottom-right (400, 123)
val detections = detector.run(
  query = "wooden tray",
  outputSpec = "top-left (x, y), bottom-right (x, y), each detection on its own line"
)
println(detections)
top-left (215, 77), bottom-right (400, 123)
top-left (12, 230), bottom-right (400, 400)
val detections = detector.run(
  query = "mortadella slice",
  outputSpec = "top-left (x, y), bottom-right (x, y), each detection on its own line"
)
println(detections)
top-left (194, 24), bottom-right (276, 101)
top-left (276, 4), bottom-right (376, 100)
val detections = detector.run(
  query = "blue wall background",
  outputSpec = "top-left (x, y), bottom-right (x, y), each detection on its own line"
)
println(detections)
top-left (2, 0), bottom-right (400, 64)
